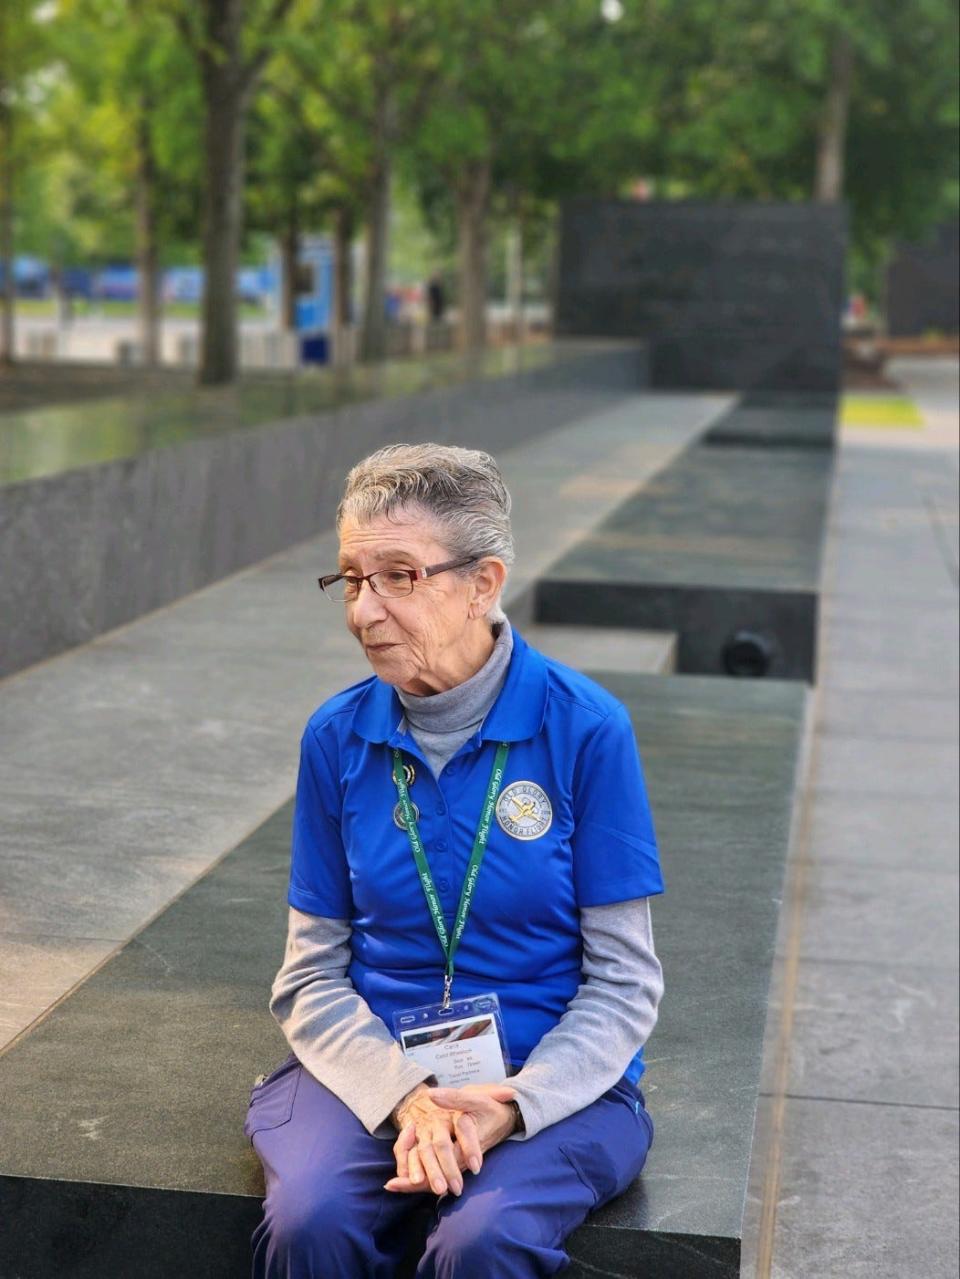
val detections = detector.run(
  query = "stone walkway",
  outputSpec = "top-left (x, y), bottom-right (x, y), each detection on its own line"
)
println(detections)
top-left (744, 357), bottom-right (959, 1277)
top-left (0, 390), bottom-right (725, 1053)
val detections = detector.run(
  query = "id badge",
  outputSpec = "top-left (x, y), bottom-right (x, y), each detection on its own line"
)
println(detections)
top-left (393, 992), bottom-right (511, 1088)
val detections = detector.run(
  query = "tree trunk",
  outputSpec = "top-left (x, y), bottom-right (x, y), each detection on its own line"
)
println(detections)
top-left (814, 29), bottom-right (854, 202)
top-left (198, 33), bottom-right (248, 387)
top-left (199, 79), bottom-right (246, 384)
top-left (456, 159), bottom-right (491, 353)
top-left (134, 106), bottom-right (161, 367)
top-left (279, 203), bottom-right (298, 333)
top-left (506, 216), bottom-right (524, 345)
top-left (360, 149), bottom-right (391, 363)
top-left (333, 205), bottom-right (353, 329)
top-left (0, 101), bottom-right (15, 366)
top-left (332, 204), bottom-right (354, 364)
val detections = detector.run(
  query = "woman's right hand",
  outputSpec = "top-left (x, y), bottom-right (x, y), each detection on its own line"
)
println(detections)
top-left (388, 1083), bottom-right (481, 1197)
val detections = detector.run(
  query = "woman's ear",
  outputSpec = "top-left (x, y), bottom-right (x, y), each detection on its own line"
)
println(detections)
top-left (469, 558), bottom-right (508, 617)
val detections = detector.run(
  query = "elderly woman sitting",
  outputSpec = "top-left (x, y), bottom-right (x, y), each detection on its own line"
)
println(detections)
top-left (244, 443), bottom-right (665, 1278)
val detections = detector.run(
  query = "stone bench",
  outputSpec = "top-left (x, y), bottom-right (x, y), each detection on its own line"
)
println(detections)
top-left (535, 404), bottom-right (836, 681)
top-left (0, 668), bottom-right (806, 1279)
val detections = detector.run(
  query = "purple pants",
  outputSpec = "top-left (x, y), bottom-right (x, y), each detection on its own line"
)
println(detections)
top-left (244, 1052), bottom-right (653, 1278)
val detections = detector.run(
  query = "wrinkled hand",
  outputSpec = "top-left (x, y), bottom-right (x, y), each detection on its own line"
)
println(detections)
top-left (385, 1083), bottom-right (518, 1197)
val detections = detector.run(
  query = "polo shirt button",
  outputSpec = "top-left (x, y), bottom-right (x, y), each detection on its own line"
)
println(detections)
top-left (436, 803), bottom-right (446, 816)
top-left (435, 840), bottom-right (447, 851)
top-left (437, 878), bottom-right (450, 892)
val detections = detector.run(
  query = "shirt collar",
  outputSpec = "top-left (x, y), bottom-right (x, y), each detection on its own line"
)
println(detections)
top-left (351, 625), bottom-right (547, 746)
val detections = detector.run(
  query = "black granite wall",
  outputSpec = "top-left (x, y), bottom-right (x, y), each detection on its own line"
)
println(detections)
top-left (885, 222), bottom-right (959, 338)
top-left (555, 200), bottom-right (847, 392)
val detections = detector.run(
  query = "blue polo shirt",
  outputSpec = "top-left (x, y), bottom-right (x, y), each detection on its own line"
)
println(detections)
top-left (288, 627), bottom-right (665, 1084)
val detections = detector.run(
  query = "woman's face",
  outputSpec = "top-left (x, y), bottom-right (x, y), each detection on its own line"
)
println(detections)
top-left (337, 509), bottom-right (486, 692)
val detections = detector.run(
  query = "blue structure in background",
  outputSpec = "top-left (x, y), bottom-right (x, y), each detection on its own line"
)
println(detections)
top-left (293, 236), bottom-right (334, 363)
top-left (95, 265), bottom-right (139, 302)
top-left (0, 257), bottom-right (282, 306)
top-left (0, 257), bottom-right (49, 297)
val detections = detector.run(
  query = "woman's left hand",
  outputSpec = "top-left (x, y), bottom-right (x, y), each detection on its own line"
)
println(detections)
top-left (384, 1083), bottom-right (518, 1194)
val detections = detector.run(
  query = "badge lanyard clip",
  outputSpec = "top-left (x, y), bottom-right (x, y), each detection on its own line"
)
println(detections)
top-left (392, 740), bottom-right (510, 1007)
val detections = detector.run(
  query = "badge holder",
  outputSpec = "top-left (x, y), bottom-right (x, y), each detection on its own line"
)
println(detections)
top-left (393, 991), bottom-right (512, 1089)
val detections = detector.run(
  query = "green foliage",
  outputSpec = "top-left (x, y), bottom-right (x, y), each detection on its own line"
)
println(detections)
top-left (13, 0), bottom-right (202, 264)
top-left (4, 0), bottom-right (958, 308)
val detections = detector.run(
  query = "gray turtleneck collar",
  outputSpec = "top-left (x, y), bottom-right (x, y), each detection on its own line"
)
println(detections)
top-left (397, 618), bottom-right (514, 779)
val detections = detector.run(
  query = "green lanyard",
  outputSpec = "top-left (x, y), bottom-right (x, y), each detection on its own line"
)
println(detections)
top-left (392, 740), bottom-right (510, 1010)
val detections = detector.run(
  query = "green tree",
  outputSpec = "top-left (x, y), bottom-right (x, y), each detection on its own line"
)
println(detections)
top-left (54, 0), bottom-right (201, 364)
top-left (305, 0), bottom-right (439, 362)
top-left (251, 10), bottom-right (373, 358)
top-left (638, 0), bottom-right (959, 284)
top-left (409, 1), bottom-right (634, 350)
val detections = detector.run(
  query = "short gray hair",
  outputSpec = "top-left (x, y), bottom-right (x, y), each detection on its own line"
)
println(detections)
top-left (336, 443), bottom-right (514, 623)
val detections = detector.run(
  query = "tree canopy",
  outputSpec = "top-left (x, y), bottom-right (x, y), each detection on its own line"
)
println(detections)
top-left (2, 0), bottom-right (957, 373)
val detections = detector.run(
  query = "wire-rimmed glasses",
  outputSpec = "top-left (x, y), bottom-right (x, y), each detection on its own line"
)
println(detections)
top-left (318, 556), bottom-right (478, 603)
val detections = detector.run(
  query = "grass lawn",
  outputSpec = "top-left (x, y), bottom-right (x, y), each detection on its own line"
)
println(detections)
top-left (15, 299), bottom-right (266, 321)
top-left (840, 395), bottom-right (925, 429)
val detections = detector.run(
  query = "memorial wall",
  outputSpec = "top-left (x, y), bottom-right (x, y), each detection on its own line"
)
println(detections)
top-left (556, 199), bottom-right (847, 392)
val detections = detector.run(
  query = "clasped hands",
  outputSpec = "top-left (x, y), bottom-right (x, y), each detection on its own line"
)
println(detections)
top-left (385, 1081), bottom-right (518, 1198)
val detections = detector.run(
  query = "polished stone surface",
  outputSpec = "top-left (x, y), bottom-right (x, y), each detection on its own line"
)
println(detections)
top-left (0, 342), bottom-right (646, 678)
top-left (556, 200), bottom-right (846, 392)
top-left (540, 442), bottom-right (833, 592)
top-left (886, 220), bottom-right (959, 339)
top-left (0, 672), bottom-right (807, 1276)
top-left (0, 391), bottom-right (724, 1052)
top-left (0, 345), bottom-right (568, 487)
top-left (704, 390), bottom-right (838, 449)
top-left (536, 439), bottom-right (834, 680)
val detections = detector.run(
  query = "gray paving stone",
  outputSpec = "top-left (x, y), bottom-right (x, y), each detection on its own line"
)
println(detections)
top-left (795, 862), bottom-right (957, 969)
top-left (0, 696), bottom-right (299, 804)
top-left (817, 651), bottom-right (959, 694)
top-left (771, 1098), bottom-right (959, 1279)
top-left (805, 788), bottom-right (958, 872)
top-left (810, 733), bottom-right (959, 799)
top-left (818, 597), bottom-right (958, 670)
top-left (521, 624), bottom-right (676, 675)
top-left (815, 689), bottom-right (959, 742)
top-left (0, 936), bottom-right (119, 1049)
top-left (0, 839), bottom-right (234, 945)
top-left (780, 960), bottom-right (959, 1109)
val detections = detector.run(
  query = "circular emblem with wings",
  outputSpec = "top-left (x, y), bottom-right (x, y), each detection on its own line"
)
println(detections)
top-left (495, 781), bottom-right (553, 841)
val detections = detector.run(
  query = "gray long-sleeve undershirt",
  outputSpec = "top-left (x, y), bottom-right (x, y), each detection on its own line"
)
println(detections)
top-left (269, 618), bottom-right (664, 1139)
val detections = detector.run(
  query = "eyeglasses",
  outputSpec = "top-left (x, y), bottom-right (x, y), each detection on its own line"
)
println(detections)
top-left (318, 556), bottom-right (478, 603)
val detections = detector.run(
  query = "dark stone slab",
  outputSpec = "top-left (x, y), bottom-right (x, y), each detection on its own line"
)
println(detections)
top-left (885, 221), bottom-right (959, 339)
top-left (704, 390), bottom-right (839, 450)
top-left (536, 441), bottom-right (833, 680)
top-left (0, 342), bottom-right (645, 679)
top-left (0, 671), bottom-right (807, 1277)
top-left (555, 199), bottom-right (847, 392)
